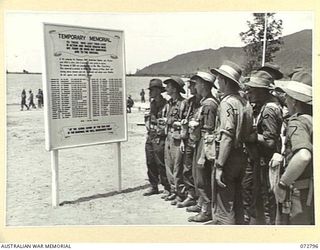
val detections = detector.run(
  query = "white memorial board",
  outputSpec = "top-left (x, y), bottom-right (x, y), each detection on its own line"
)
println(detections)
top-left (43, 23), bottom-right (127, 150)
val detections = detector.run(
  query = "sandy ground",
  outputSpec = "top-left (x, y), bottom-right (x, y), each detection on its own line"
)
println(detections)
top-left (6, 103), bottom-right (199, 226)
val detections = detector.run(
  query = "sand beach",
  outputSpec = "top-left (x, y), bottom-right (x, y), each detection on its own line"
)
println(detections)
top-left (6, 74), bottom-right (196, 226)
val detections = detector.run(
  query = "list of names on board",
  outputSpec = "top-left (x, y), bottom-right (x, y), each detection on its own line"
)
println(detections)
top-left (43, 24), bottom-right (126, 150)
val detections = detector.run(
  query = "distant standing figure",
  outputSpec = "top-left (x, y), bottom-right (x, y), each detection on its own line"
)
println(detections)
top-left (36, 89), bottom-right (44, 108)
top-left (127, 95), bottom-right (134, 113)
top-left (140, 89), bottom-right (146, 103)
top-left (20, 89), bottom-right (29, 111)
top-left (28, 90), bottom-right (36, 109)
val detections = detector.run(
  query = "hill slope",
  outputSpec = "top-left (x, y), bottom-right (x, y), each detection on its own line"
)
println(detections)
top-left (136, 29), bottom-right (312, 76)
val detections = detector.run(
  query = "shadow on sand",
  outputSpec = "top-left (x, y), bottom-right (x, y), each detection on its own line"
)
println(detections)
top-left (59, 184), bottom-right (151, 206)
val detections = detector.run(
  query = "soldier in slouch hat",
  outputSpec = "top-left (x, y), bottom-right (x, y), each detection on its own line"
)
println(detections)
top-left (210, 61), bottom-right (254, 225)
top-left (273, 71), bottom-right (313, 225)
top-left (143, 79), bottom-right (171, 196)
top-left (186, 72), bottom-right (219, 223)
top-left (242, 70), bottom-right (283, 225)
top-left (174, 76), bottom-right (202, 208)
top-left (162, 77), bottom-right (188, 203)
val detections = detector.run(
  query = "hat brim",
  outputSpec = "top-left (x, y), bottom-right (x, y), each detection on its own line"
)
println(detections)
top-left (244, 81), bottom-right (274, 90)
top-left (281, 87), bottom-right (312, 105)
top-left (187, 79), bottom-right (197, 84)
top-left (163, 79), bottom-right (186, 94)
top-left (148, 86), bottom-right (166, 93)
top-left (191, 75), bottom-right (215, 86)
top-left (210, 68), bottom-right (241, 89)
top-left (259, 67), bottom-right (283, 80)
top-left (275, 81), bottom-right (312, 105)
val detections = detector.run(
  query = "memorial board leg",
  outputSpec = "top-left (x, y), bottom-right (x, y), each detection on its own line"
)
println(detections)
top-left (115, 142), bottom-right (122, 191)
top-left (51, 149), bottom-right (59, 207)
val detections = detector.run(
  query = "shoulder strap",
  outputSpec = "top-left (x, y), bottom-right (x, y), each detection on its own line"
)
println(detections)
top-left (300, 114), bottom-right (312, 124)
top-left (299, 114), bottom-right (313, 141)
top-left (162, 103), bottom-right (169, 118)
top-left (202, 97), bottom-right (219, 108)
top-left (179, 99), bottom-right (187, 119)
top-left (196, 97), bottom-right (219, 121)
top-left (196, 105), bottom-right (204, 120)
top-left (185, 100), bottom-right (193, 120)
top-left (255, 102), bottom-right (281, 125)
top-left (266, 102), bottom-right (279, 109)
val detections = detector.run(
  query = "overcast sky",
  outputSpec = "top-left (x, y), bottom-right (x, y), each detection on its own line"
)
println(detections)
top-left (5, 11), bottom-right (313, 73)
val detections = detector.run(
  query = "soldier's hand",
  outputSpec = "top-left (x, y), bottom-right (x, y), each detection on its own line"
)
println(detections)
top-left (269, 153), bottom-right (284, 168)
top-left (274, 183), bottom-right (286, 203)
top-left (215, 168), bottom-right (226, 188)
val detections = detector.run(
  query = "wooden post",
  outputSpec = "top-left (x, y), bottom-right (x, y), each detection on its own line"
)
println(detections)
top-left (115, 142), bottom-right (122, 191)
top-left (51, 149), bottom-right (59, 207)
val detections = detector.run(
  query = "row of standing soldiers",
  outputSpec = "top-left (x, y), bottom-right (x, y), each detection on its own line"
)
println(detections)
top-left (143, 61), bottom-right (313, 225)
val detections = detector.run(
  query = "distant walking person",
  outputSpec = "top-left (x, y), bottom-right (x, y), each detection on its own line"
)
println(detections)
top-left (127, 95), bottom-right (134, 113)
top-left (20, 89), bottom-right (29, 111)
top-left (140, 89), bottom-right (146, 103)
top-left (36, 89), bottom-right (44, 108)
top-left (28, 90), bottom-right (36, 109)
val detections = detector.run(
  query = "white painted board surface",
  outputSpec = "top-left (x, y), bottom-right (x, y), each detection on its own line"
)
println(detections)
top-left (43, 23), bottom-right (127, 150)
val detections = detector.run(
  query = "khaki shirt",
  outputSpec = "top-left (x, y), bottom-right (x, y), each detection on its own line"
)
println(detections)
top-left (183, 95), bottom-right (201, 121)
top-left (256, 100), bottom-right (283, 159)
top-left (149, 96), bottom-right (167, 123)
top-left (165, 95), bottom-right (187, 126)
top-left (199, 95), bottom-right (219, 132)
top-left (284, 113), bottom-right (313, 180)
top-left (215, 94), bottom-right (253, 146)
top-left (145, 96), bottom-right (167, 137)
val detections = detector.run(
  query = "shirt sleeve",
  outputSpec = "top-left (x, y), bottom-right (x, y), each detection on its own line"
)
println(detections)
top-left (287, 118), bottom-right (312, 154)
top-left (202, 103), bottom-right (218, 131)
top-left (218, 100), bottom-right (236, 139)
top-left (259, 105), bottom-right (282, 142)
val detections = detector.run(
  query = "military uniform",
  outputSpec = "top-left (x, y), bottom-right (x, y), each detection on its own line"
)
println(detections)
top-left (212, 94), bottom-right (253, 225)
top-left (191, 95), bottom-right (219, 218)
top-left (164, 96), bottom-right (187, 198)
top-left (145, 95), bottom-right (171, 192)
top-left (181, 95), bottom-right (201, 201)
top-left (282, 113), bottom-right (314, 224)
top-left (271, 70), bottom-right (313, 225)
top-left (242, 98), bottom-right (283, 224)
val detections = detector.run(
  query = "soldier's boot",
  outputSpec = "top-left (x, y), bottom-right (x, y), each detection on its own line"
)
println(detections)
top-left (177, 197), bottom-right (197, 208)
top-left (143, 186), bottom-right (159, 196)
top-left (186, 201), bottom-right (202, 213)
top-left (188, 212), bottom-right (212, 223)
top-left (160, 190), bottom-right (171, 199)
top-left (171, 196), bottom-right (183, 205)
top-left (243, 213), bottom-right (251, 225)
top-left (165, 193), bottom-right (176, 201)
top-left (188, 203), bottom-right (212, 222)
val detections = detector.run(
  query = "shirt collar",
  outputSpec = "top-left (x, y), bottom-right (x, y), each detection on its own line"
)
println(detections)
top-left (200, 93), bottom-right (214, 105)
top-left (169, 95), bottom-right (183, 104)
